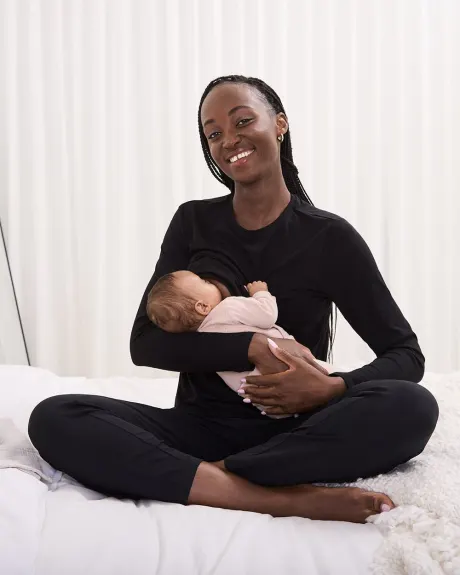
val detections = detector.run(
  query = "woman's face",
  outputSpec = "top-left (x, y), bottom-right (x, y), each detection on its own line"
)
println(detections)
top-left (200, 83), bottom-right (288, 185)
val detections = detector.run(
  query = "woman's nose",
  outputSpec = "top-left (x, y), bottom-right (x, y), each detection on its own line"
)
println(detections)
top-left (222, 131), bottom-right (241, 149)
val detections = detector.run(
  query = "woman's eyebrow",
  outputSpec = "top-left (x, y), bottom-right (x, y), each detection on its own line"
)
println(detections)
top-left (203, 105), bottom-right (253, 128)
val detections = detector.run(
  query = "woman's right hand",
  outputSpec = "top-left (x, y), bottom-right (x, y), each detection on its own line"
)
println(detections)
top-left (248, 334), bottom-right (329, 376)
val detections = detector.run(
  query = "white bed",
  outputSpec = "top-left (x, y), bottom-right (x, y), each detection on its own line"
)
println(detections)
top-left (0, 365), bottom-right (382, 575)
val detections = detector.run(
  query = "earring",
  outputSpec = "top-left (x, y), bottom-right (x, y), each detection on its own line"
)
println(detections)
top-left (277, 134), bottom-right (284, 143)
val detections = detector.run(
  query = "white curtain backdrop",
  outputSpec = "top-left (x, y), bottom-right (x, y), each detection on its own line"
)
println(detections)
top-left (0, 0), bottom-right (459, 377)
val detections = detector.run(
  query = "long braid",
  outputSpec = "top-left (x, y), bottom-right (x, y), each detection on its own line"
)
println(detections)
top-left (198, 75), bottom-right (337, 361)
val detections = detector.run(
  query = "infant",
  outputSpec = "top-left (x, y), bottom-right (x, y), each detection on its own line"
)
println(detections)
top-left (146, 270), bottom-right (328, 419)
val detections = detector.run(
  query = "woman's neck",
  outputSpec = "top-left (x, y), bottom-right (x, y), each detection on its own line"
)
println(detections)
top-left (232, 174), bottom-right (291, 231)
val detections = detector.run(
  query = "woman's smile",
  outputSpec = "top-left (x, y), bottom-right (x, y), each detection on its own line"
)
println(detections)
top-left (228, 148), bottom-right (255, 167)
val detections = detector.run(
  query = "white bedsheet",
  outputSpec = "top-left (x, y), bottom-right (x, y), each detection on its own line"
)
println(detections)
top-left (0, 365), bottom-right (382, 575)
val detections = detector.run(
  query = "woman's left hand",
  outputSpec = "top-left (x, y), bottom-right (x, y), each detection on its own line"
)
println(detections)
top-left (241, 340), bottom-right (347, 416)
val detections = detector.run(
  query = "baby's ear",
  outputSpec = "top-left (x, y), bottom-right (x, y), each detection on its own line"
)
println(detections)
top-left (195, 300), bottom-right (210, 316)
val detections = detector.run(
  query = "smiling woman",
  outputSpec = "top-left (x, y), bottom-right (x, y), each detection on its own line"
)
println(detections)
top-left (29, 74), bottom-right (438, 526)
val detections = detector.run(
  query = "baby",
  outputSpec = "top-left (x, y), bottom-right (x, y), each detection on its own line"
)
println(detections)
top-left (146, 270), bottom-right (329, 419)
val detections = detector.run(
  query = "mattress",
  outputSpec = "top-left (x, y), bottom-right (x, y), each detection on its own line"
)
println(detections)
top-left (0, 365), bottom-right (382, 575)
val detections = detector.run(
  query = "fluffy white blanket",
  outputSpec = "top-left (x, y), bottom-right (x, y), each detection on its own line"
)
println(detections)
top-left (335, 372), bottom-right (460, 574)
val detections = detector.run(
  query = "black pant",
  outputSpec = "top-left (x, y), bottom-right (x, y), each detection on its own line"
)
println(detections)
top-left (28, 379), bottom-right (438, 504)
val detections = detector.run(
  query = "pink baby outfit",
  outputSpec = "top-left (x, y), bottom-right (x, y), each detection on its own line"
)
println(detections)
top-left (198, 291), bottom-right (295, 419)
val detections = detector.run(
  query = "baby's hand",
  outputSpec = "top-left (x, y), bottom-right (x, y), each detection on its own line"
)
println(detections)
top-left (246, 281), bottom-right (269, 296)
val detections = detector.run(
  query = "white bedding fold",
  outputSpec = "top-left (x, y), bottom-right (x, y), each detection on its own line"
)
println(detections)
top-left (0, 418), bottom-right (55, 482)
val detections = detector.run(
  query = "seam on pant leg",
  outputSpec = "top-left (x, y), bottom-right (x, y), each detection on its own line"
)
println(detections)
top-left (89, 411), bottom-right (202, 503)
top-left (73, 395), bottom-right (204, 462)
top-left (76, 395), bottom-right (164, 433)
top-left (89, 399), bottom-right (233, 461)
top-left (90, 411), bottom-right (202, 466)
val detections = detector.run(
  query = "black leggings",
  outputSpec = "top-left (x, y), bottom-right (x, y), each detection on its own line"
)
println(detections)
top-left (28, 379), bottom-right (438, 504)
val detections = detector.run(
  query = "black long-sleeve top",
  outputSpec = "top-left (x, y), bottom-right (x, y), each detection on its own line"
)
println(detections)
top-left (130, 194), bottom-right (424, 417)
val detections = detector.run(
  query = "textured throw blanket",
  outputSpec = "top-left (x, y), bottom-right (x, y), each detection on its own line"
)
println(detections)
top-left (327, 372), bottom-right (460, 574)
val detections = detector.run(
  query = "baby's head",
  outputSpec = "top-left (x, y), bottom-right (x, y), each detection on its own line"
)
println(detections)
top-left (146, 270), bottom-right (223, 332)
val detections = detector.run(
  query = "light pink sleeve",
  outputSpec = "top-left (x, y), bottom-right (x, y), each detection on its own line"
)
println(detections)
top-left (224, 292), bottom-right (278, 329)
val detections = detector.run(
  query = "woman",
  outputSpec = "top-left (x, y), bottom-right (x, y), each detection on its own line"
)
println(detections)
top-left (29, 75), bottom-right (439, 523)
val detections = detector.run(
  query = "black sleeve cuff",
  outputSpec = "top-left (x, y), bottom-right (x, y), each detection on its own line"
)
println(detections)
top-left (329, 371), bottom-right (354, 390)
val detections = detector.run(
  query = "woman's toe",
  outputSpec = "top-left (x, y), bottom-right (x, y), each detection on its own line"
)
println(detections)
top-left (370, 492), bottom-right (395, 513)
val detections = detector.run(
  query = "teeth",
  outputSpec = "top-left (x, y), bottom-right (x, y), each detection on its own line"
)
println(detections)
top-left (229, 149), bottom-right (254, 163)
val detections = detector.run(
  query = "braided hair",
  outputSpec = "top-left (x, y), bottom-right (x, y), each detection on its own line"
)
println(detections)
top-left (197, 74), bottom-right (336, 361)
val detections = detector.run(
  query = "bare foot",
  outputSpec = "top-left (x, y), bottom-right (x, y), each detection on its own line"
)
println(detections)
top-left (281, 484), bottom-right (395, 523)
top-left (194, 462), bottom-right (394, 523)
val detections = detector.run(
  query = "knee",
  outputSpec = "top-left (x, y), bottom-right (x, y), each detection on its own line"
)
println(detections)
top-left (387, 380), bottom-right (439, 437)
top-left (28, 394), bottom-right (78, 455)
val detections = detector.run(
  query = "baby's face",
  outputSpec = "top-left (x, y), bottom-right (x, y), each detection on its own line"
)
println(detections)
top-left (174, 271), bottom-right (223, 311)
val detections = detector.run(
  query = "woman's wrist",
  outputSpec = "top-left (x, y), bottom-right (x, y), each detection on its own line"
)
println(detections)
top-left (248, 333), bottom-right (288, 375)
top-left (248, 333), bottom-right (268, 364)
top-left (295, 375), bottom-right (346, 413)
top-left (328, 376), bottom-right (347, 397)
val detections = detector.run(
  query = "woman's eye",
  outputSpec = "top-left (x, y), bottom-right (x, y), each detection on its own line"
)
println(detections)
top-left (237, 118), bottom-right (252, 127)
top-left (207, 119), bottom-right (252, 140)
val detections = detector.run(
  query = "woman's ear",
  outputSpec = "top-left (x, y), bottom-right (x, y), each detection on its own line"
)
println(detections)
top-left (195, 300), bottom-right (211, 316)
top-left (276, 112), bottom-right (289, 138)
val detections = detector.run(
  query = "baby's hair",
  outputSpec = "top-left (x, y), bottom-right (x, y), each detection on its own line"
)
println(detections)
top-left (146, 273), bottom-right (202, 332)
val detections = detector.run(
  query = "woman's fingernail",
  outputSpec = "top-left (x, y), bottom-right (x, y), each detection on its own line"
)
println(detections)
top-left (380, 504), bottom-right (391, 512)
top-left (240, 378), bottom-right (246, 383)
top-left (261, 411), bottom-right (266, 415)
top-left (237, 388), bottom-right (245, 395)
top-left (243, 398), bottom-right (251, 403)
top-left (267, 338), bottom-right (279, 349)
